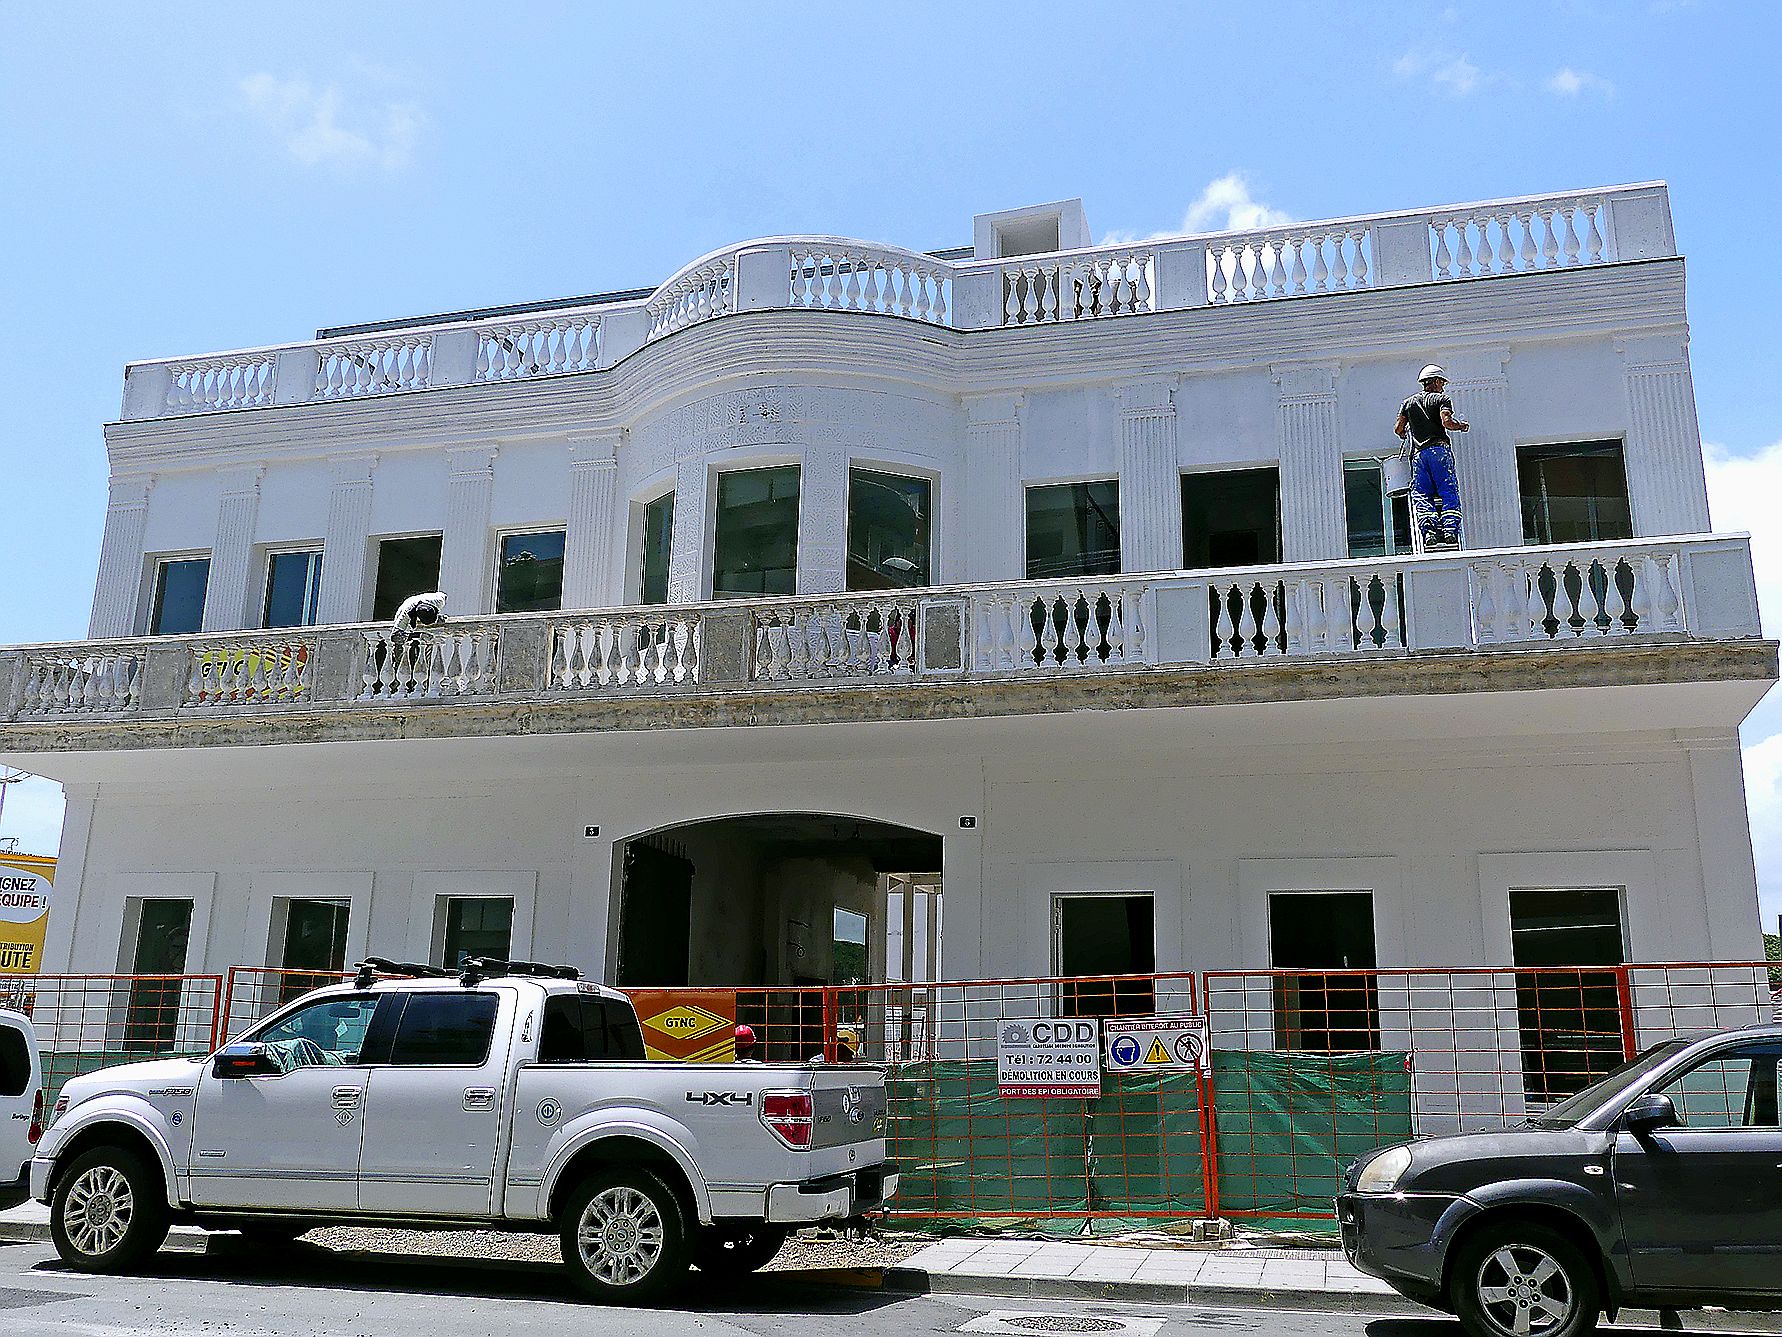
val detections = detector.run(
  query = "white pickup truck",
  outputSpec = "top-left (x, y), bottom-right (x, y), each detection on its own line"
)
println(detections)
top-left (30, 960), bottom-right (896, 1300)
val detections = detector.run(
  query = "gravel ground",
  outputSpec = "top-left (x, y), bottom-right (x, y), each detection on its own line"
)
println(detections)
top-left (298, 1224), bottom-right (929, 1272)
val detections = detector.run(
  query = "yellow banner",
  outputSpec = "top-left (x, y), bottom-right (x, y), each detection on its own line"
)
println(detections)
top-left (0, 852), bottom-right (55, 975)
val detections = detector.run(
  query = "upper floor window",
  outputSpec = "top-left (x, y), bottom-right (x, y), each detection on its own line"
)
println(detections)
top-left (263, 549), bottom-right (323, 628)
top-left (1518, 441), bottom-right (1633, 546)
top-left (371, 535), bottom-right (442, 623)
top-left (149, 557), bottom-right (209, 636)
top-left (1182, 467), bottom-right (1281, 570)
top-left (495, 529), bottom-right (565, 614)
top-left (1026, 481), bottom-right (1120, 581)
top-left (640, 493), bottom-right (674, 606)
top-left (712, 465), bottom-right (800, 598)
top-left (848, 469), bottom-right (931, 591)
top-left (1342, 460), bottom-right (1413, 559)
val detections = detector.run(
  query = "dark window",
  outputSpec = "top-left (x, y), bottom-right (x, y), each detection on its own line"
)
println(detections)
top-left (1057, 894), bottom-right (1154, 1018)
top-left (278, 899), bottom-right (350, 1003)
top-left (712, 466), bottom-right (800, 597)
top-left (1343, 461), bottom-right (1413, 559)
top-left (125, 899), bottom-right (193, 1052)
top-left (387, 993), bottom-right (499, 1066)
top-left (371, 535), bottom-right (443, 623)
top-left (1518, 441), bottom-right (1634, 546)
top-left (640, 493), bottom-right (674, 606)
top-left (538, 995), bottom-right (647, 1063)
top-left (847, 470), bottom-right (931, 591)
top-left (150, 558), bottom-right (209, 635)
top-left (1269, 892), bottom-right (1380, 1052)
top-left (441, 897), bottom-right (513, 967)
top-left (0, 1024), bottom-right (29, 1097)
top-left (254, 995), bottom-right (380, 1068)
top-left (1510, 887), bottom-right (1626, 1103)
top-left (263, 550), bottom-right (323, 628)
top-left (1026, 481), bottom-right (1121, 580)
top-left (1182, 467), bottom-right (1281, 569)
top-left (495, 530), bottom-right (565, 614)
top-left (1657, 1044), bottom-right (1782, 1129)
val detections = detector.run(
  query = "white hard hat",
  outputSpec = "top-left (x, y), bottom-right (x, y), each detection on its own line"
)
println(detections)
top-left (1419, 364), bottom-right (1447, 383)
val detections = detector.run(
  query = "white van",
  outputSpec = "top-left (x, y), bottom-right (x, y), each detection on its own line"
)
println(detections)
top-left (1, 1007), bottom-right (44, 1209)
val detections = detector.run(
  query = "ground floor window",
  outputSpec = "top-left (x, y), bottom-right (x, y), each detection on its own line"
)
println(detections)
top-left (1268, 891), bottom-right (1379, 1052)
top-left (1055, 893), bottom-right (1154, 1018)
top-left (1026, 480), bottom-right (1120, 581)
top-left (1509, 887), bottom-right (1626, 1103)
top-left (440, 896), bottom-right (514, 968)
top-left (371, 534), bottom-right (443, 623)
top-left (1182, 467), bottom-right (1281, 569)
top-left (495, 529), bottom-right (566, 613)
top-left (125, 898), bottom-right (193, 1051)
top-left (277, 898), bottom-right (350, 1002)
top-left (1517, 440), bottom-right (1633, 546)
top-left (712, 465), bottom-right (801, 597)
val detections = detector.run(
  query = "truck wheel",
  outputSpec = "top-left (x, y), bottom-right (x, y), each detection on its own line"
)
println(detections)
top-left (1452, 1220), bottom-right (1599, 1337)
top-left (559, 1167), bottom-right (688, 1302)
top-left (693, 1224), bottom-right (789, 1276)
top-left (49, 1147), bottom-right (170, 1273)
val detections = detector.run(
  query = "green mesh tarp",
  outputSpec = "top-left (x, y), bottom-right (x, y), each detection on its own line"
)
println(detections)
top-left (885, 1049), bottom-right (1410, 1233)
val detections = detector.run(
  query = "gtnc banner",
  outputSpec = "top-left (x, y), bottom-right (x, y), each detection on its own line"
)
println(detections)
top-left (0, 852), bottom-right (54, 974)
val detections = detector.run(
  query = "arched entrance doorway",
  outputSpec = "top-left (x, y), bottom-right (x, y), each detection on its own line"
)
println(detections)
top-left (612, 813), bottom-right (941, 992)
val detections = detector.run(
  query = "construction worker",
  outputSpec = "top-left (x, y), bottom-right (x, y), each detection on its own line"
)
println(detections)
top-left (1394, 364), bottom-right (1469, 549)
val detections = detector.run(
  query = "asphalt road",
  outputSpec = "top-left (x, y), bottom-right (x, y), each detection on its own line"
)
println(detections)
top-left (0, 1236), bottom-right (1770, 1337)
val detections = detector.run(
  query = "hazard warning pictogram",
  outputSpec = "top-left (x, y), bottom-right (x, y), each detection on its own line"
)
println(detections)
top-left (1143, 1037), bottom-right (1171, 1065)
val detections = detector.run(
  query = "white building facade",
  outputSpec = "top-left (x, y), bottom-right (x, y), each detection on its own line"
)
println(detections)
top-left (0, 184), bottom-right (1772, 1026)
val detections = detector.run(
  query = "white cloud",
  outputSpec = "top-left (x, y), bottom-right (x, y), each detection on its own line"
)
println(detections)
top-left (1102, 171), bottom-right (1291, 244)
top-left (239, 72), bottom-right (424, 171)
top-left (1706, 440), bottom-right (1782, 930)
top-left (1547, 67), bottom-right (1614, 97)
top-left (1394, 50), bottom-right (1488, 96)
top-left (0, 774), bottom-right (65, 860)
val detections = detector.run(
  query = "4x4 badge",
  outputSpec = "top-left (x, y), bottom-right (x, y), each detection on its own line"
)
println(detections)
top-left (685, 1092), bottom-right (753, 1107)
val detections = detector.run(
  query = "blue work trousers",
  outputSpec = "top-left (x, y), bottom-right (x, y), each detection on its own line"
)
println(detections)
top-left (1410, 443), bottom-right (1461, 545)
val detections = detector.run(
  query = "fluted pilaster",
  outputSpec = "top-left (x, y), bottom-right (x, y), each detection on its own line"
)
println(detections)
top-left (1446, 348), bottom-right (1516, 549)
top-left (88, 475), bottom-right (155, 638)
top-left (1117, 378), bottom-right (1182, 573)
top-left (1619, 334), bottom-right (1710, 536)
top-left (200, 467), bottom-right (265, 631)
top-left (316, 455), bottom-right (376, 624)
top-left (563, 432), bottom-right (620, 611)
top-left (965, 394), bottom-right (1023, 582)
top-left (440, 446), bottom-right (498, 615)
top-left (1273, 363), bottom-right (1345, 562)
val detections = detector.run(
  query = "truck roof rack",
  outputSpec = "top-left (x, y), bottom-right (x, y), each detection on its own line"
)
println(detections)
top-left (352, 957), bottom-right (452, 988)
top-left (458, 957), bottom-right (581, 986)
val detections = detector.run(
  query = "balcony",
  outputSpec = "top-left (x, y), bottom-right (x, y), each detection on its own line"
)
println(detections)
top-left (117, 184), bottom-right (1679, 424)
top-left (0, 536), bottom-right (1766, 752)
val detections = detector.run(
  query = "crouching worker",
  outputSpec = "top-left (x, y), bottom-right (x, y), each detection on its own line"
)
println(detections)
top-left (1394, 363), bottom-right (1469, 549)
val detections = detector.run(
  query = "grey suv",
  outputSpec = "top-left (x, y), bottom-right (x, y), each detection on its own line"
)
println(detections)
top-left (1339, 1023), bottom-right (1782, 1337)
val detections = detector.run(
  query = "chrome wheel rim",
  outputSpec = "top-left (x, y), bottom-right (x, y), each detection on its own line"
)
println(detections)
top-left (576, 1185), bottom-right (665, 1287)
top-left (63, 1165), bottom-right (134, 1257)
top-left (1475, 1243), bottom-right (1575, 1336)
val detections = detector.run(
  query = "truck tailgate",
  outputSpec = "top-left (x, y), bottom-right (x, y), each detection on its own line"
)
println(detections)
top-left (809, 1067), bottom-right (887, 1150)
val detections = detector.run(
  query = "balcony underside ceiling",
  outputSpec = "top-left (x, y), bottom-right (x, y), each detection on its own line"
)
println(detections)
top-left (5, 639), bottom-right (1773, 788)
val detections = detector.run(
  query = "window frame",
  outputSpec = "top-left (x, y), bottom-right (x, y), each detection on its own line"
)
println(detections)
top-left (1340, 457), bottom-right (1414, 559)
top-left (261, 546), bottom-right (324, 629)
top-left (1650, 1042), bottom-right (1782, 1132)
top-left (846, 464), bottom-right (936, 592)
top-left (244, 992), bottom-right (386, 1070)
top-left (632, 486), bottom-right (676, 606)
top-left (1023, 477), bottom-right (1123, 582)
top-left (491, 525), bottom-right (567, 615)
top-left (1515, 437), bottom-right (1635, 546)
top-left (438, 895), bottom-right (516, 968)
top-left (383, 990), bottom-right (502, 1069)
top-left (709, 461), bottom-right (804, 600)
top-left (1179, 464), bottom-right (1283, 571)
top-left (146, 553), bottom-right (212, 636)
top-left (369, 532), bottom-right (444, 624)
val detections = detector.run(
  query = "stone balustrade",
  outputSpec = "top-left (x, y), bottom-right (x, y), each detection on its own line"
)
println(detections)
top-left (118, 183), bottom-right (1677, 422)
top-left (0, 536), bottom-right (1759, 731)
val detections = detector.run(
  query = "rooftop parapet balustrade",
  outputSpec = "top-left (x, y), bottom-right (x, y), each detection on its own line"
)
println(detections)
top-left (119, 183), bottom-right (1678, 422)
top-left (0, 535), bottom-right (1760, 736)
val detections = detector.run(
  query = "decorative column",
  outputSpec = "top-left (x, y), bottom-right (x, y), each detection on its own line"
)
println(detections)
top-left (796, 444), bottom-right (848, 595)
top-left (316, 455), bottom-right (376, 625)
top-left (200, 466), bottom-right (264, 631)
top-left (964, 394), bottom-right (1024, 582)
top-left (562, 431), bottom-right (621, 611)
top-left (439, 445), bottom-right (498, 614)
top-left (665, 445), bottom-right (708, 604)
top-left (1618, 332), bottom-right (1711, 536)
top-left (1272, 362), bottom-right (1347, 562)
top-left (1117, 377), bottom-right (1182, 573)
top-left (1445, 347), bottom-right (1518, 550)
top-left (88, 475), bottom-right (155, 638)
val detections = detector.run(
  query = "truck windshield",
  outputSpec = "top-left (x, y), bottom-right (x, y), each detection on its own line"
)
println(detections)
top-left (1527, 1038), bottom-right (1692, 1128)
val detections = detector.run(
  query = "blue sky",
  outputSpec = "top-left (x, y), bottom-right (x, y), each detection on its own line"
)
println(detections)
top-left (3, 2), bottom-right (1781, 928)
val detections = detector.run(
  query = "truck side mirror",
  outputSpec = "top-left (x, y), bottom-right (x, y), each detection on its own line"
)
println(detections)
top-left (1622, 1091), bottom-right (1677, 1134)
top-left (213, 1043), bottom-right (279, 1079)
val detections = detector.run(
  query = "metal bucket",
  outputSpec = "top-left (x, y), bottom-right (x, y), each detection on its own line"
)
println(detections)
top-left (1381, 452), bottom-right (1413, 496)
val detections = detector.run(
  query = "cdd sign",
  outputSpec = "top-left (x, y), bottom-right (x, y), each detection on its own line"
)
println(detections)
top-left (997, 1017), bottom-right (1102, 1098)
top-left (1103, 1013), bottom-right (1211, 1077)
top-left (0, 852), bottom-right (54, 975)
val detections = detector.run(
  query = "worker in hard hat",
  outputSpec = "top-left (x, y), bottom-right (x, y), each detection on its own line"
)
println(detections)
top-left (1394, 364), bottom-right (1470, 549)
